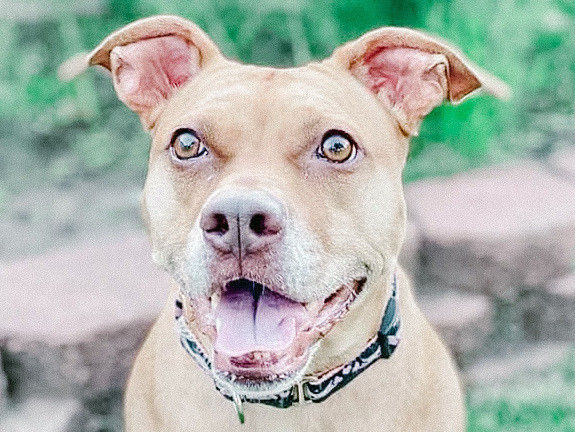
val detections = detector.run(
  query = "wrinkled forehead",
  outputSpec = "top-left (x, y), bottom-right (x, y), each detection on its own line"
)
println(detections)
top-left (156, 61), bottom-right (395, 137)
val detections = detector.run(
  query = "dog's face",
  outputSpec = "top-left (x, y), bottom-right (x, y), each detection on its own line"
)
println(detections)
top-left (80, 16), bottom-right (507, 397)
top-left (145, 62), bottom-right (407, 394)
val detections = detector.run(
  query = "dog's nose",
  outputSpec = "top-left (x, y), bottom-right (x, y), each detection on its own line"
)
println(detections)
top-left (200, 190), bottom-right (286, 255)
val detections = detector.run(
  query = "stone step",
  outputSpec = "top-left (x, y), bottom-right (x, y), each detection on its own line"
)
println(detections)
top-left (521, 273), bottom-right (575, 341)
top-left (465, 342), bottom-right (575, 419)
top-left (0, 234), bottom-right (170, 399)
top-left (0, 397), bottom-right (80, 432)
top-left (548, 146), bottom-right (575, 181)
top-left (405, 162), bottom-right (575, 298)
top-left (464, 341), bottom-right (573, 386)
top-left (0, 353), bottom-right (7, 410)
top-left (417, 291), bottom-right (493, 367)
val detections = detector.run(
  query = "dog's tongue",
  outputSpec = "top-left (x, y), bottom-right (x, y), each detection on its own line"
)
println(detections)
top-left (214, 280), bottom-right (306, 357)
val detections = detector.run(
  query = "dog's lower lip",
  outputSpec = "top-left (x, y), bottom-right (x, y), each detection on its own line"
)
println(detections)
top-left (230, 351), bottom-right (278, 367)
top-left (215, 368), bottom-right (293, 385)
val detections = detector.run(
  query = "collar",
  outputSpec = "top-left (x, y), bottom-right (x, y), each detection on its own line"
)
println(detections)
top-left (175, 274), bottom-right (401, 423)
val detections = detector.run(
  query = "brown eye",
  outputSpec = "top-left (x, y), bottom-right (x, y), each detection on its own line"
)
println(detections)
top-left (171, 129), bottom-right (207, 160)
top-left (318, 132), bottom-right (357, 163)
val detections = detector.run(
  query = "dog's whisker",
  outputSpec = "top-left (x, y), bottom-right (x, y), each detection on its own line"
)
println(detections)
top-left (343, 284), bottom-right (358, 299)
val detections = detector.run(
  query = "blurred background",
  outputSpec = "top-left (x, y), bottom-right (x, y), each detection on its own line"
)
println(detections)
top-left (0, 0), bottom-right (574, 430)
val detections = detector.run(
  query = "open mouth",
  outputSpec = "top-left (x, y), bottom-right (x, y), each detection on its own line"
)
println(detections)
top-left (184, 277), bottom-right (365, 394)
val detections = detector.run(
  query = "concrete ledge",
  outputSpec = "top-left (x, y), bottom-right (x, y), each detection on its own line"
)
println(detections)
top-left (406, 162), bottom-right (575, 297)
top-left (548, 146), bottom-right (575, 180)
top-left (0, 234), bottom-right (170, 398)
top-left (464, 342), bottom-right (572, 386)
top-left (0, 397), bottom-right (80, 432)
top-left (522, 273), bottom-right (575, 341)
top-left (418, 291), bottom-right (493, 367)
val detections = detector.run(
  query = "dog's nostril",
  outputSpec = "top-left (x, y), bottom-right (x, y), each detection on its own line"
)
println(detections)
top-left (206, 213), bottom-right (229, 235)
top-left (249, 213), bottom-right (281, 236)
top-left (249, 214), bottom-right (267, 235)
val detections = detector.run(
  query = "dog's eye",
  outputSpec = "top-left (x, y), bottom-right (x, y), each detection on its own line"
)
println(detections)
top-left (317, 131), bottom-right (357, 163)
top-left (171, 129), bottom-right (207, 160)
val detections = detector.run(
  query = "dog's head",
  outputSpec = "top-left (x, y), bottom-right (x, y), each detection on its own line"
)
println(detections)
top-left (68, 16), bottom-right (508, 398)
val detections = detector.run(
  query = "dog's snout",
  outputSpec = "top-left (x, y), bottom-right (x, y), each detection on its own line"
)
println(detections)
top-left (200, 190), bottom-right (286, 255)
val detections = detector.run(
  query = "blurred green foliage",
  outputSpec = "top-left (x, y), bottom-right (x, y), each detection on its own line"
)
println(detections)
top-left (0, 0), bottom-right (574, 191)
top-left (467, 346), bottom-right (575, 431)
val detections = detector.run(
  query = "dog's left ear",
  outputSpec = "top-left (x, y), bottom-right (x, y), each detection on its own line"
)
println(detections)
top-left (327, 27), bottom-right (510, 136)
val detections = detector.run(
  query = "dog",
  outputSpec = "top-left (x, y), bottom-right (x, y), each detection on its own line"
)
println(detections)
top-left (62, 15), bottom-right (508, 431)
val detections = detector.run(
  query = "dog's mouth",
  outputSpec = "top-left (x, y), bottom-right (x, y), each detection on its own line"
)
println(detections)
top-left (185, 277), bottom-right (365, 394)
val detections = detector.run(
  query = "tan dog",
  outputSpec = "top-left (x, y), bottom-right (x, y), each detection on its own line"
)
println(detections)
top-left (64, 15), bottom-right (508, 431)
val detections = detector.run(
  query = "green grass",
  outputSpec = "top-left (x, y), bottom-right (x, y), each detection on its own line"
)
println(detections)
top-left (467, 348), bottom-right (575, 431)
top-left (469, 400), bottom-right (575, 432)
top-left (0, 0), bottom-right (574, 189)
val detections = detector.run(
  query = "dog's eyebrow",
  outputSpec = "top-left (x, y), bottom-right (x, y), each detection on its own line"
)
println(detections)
top-left (298, 113), bottom-right (362, 141)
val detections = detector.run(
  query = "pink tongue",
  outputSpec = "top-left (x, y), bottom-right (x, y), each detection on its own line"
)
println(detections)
top-left (214, 283), bottom-right (307, 357)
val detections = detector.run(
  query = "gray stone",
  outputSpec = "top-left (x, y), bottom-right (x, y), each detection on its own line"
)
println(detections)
top-left (0, 352), bottom-right (7, 410)
top-left (405, 162), bottom-right (575, 297)
top-left (0, 397), bottom-right (81, 432)
top-left (0, 234), bottom-right (170, 398)
top-left (64, 388), bottom-right (123, 432)
top-left (548, 146), bottom-right (575, 180)
top-left (522, 273), bottom-right (575, 341)
top-left (418, 291), bottom-right (493, 367)
top-left (1, 181), bottom-right (143, 260)
top-left (464, 342), bottom-right (572, 386)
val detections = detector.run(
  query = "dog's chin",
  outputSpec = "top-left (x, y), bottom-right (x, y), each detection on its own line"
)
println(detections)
top-left (183, 277), bottom-right (366, 397)
top-left (210, 348), bottom-right (314, 399)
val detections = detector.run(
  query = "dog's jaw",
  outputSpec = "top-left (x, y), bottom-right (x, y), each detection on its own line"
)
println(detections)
top-left (178, 275), bottom-right (367, 397)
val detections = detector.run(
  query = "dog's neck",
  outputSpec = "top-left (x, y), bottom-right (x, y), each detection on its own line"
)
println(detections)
top-left (174, 274), bottom-right (401, 423)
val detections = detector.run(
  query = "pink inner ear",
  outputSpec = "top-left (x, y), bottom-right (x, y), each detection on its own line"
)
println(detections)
top-left (361, 47), bottom-right (448, 123)
top-left (111, 35), bottom-right (199, 116)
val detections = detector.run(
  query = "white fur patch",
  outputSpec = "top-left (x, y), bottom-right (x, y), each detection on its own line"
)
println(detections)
top-left (143, 165), bottom-right (179, 268)
top-left (181, 225), bottom-right (211, 297)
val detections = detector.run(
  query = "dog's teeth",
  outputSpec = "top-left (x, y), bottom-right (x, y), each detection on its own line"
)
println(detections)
top-left (210, 292), bottom-right (220, 310)
top-left (305, 300), bottom-right (322, 315)
top-left (253, 352), bottom-right (268, 361)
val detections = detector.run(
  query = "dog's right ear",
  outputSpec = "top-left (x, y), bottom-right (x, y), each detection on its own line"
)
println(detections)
top-left (59, 15), bottom-right (222, 129)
